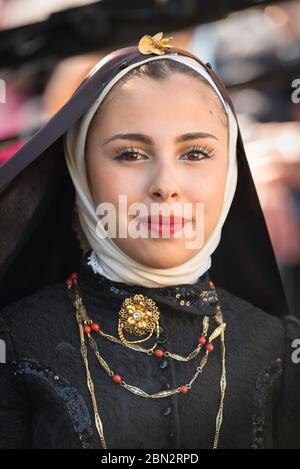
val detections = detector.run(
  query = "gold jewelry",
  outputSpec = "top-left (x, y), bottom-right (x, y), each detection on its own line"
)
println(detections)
top-left (108, 314), bottom-right (209, 361)
top-left (118, 294), bottom-right (160, 346)
top-left (67, 273), bottom-right (227, 450)
top-left (72, 286), bottom-right (211, 360)
top-left (138, 32), bottom-right (174, 55)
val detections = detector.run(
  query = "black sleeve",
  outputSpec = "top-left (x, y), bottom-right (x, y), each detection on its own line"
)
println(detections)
top-left (274, 315), bottom-right (300, 449)
top-left (0, 314), bottom-right (32, 449)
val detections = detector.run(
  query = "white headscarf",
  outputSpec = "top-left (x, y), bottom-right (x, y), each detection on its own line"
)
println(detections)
top-left (64, 53), bottom-right (238, 287)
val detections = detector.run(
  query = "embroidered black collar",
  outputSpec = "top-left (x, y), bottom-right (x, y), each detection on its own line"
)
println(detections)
top-left (77, 251), bottom-right (220, 317)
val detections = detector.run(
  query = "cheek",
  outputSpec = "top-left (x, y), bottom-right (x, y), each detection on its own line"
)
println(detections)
top-left (87, 162), bottom-right (115, 205)
top-left (190, 163), bottom-right (228, 222)
top-left (190, 168), bottom-right (226, 200)
top-left (88, 163), bottom-right (144, 207)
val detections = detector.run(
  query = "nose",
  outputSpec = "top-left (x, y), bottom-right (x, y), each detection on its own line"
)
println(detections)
top-left (148, 162), bottom-right (180, 202)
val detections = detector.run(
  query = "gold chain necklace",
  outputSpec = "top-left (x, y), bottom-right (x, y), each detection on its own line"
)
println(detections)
top-left (73, 289), bottom-right (212, 360)
top-left (66, 272), bottom-right (227, 450)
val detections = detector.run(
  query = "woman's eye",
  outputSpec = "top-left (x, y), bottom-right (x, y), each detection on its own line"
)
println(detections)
top-left (115, 148), bottom-right (148, 162)
top-left (181, 152), bottom-right (204, 161)
top-left (180, 148), bottom-right (214, 161)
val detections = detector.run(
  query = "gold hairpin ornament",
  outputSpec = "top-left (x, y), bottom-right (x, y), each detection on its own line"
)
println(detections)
top-left (118, 294), bottom-right (160, 346)
top-left (138, 32), bottom-right (174, 56)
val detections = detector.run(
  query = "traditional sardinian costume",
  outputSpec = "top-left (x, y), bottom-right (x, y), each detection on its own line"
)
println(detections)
top-left (0, 33), bottom-right (299, 449)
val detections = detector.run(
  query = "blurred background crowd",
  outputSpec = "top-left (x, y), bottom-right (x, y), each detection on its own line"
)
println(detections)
top-left (0, 0), bottom-right (299, 317)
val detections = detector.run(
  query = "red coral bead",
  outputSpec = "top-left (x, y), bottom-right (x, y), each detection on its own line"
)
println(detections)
top-left (65, 278), bottom-right (73, 287)
top-left (206, 343), bottom-right (214, 353)
top-left (180, 386), bottom-right (189, 394)
top-left (112, 374), bottom-right (122, 384)
top-left (71, 272), bottom-right (79, 281)
top-left (209, 281), bottom-right (216, 289)
top-left (91, 323), bottom-right (100, 332)
top-left (83, 325), bottom-right (91, 334)
top-left (198, 336), bottom-right (206, 345)
top-left (154, 349), bottom-right (164, 359)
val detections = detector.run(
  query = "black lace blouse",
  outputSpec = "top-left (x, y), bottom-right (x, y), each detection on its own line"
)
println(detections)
top-left (0, 251), bottom-right (299, 449)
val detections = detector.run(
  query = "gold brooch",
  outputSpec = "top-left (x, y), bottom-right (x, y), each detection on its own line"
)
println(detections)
top-left (118, 294), bottom-right (160, 346)
top-left (138, 32), bottom-right (174, 55)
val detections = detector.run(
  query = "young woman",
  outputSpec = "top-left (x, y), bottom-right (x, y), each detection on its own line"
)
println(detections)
top-left (0, 33), bottom-right (299, 449)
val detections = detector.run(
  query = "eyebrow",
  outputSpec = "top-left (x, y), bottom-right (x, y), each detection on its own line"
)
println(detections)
top-left (101, 132), bottom-right (219, 146)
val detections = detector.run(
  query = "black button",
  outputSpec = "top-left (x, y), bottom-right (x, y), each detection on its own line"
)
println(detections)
top-left (169, 432), bottom-right (175, 439)
top-left (162, 407), bottom-right (172, 416)
top-left (159, 326), bottom-right (165, 335)
top-left (159, 359), bottom-right (169, 369)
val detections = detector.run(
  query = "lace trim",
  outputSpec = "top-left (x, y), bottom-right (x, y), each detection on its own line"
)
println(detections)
top-left (87, 250), bottom-right (103, 276)
top-left (251, 358), bottom-right (283, 449)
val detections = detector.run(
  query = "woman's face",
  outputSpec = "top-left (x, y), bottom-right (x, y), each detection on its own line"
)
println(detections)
top-left (86, 73), bottom-right (229, 268)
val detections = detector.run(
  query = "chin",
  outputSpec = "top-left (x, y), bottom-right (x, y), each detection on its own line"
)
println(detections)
top-left (135, 248), bottom-right (194, 269)
top-left (115, 239), bottom-right (198, 268)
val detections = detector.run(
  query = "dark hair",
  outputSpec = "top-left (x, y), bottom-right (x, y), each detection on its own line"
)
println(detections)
top-left (89, 59), bottom-right (228, 131)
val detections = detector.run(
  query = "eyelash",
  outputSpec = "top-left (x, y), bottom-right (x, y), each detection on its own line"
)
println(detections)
top-left (114, 145), bottom-right (215, 162)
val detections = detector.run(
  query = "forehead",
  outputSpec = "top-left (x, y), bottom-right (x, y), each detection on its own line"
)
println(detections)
top-left (112, 73), bottom-right (222, 107)
top-left (90, 73), bottom-right (228, 134)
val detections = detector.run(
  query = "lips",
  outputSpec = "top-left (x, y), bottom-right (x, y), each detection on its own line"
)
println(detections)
top-left (138, 214), bottom-right (188, 235)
